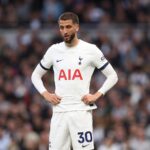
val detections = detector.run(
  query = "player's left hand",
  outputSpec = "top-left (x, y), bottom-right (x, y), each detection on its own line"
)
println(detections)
top-left (82, 92), bottom-right (103, 105)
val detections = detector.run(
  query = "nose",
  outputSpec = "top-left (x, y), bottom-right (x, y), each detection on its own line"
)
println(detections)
top-left (63, 28), bottom-right (67, 34)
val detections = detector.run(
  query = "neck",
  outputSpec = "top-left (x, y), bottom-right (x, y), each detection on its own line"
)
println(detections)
top-left (65, 36), bottom-right (79, 47)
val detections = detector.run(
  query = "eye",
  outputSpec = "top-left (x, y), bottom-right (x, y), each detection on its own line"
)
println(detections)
top-left (59, 26), bottom-right (64, 30)
top-left (66, 25), bottom-right (72, 29)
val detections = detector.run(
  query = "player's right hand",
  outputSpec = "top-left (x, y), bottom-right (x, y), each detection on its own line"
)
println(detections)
top-left (42, 91), bottom-right (61, 105)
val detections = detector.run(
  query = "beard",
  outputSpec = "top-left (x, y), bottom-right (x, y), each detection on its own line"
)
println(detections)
top-left (64, 33), bottom-right (75, 44)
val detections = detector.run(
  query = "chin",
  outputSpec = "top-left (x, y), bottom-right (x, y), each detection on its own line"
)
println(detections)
top-left (65, 40), bottom-right (71, 43)
top-left (64, 34), bottom-right (75, 44)
top-left (64, 38), bottom-right (71, 43)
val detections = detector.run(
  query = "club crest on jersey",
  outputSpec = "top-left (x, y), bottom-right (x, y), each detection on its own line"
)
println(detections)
top-left (78, 56), bottom-right (83, 65)
top-left (58, 69), bottom-right (83, 80)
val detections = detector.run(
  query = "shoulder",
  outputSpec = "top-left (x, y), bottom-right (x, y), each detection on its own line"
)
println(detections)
top-left (52, 41), bottom-right (65, 49)
top-left (46, 41), bottom-right (64, 54)
top-left (80, 40), bottom-right (97, 49)
top-left (48, 41), bottom-right (64, 50)
top-left (80, 40), bottom-right (102, 54)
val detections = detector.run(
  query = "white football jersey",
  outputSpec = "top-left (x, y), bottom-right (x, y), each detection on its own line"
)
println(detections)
top-left (40, 40), bottom-right (108, 112)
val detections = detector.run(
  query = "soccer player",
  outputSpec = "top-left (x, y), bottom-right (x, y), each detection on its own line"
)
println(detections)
top-left (31, 12), bottom-right (118, 150)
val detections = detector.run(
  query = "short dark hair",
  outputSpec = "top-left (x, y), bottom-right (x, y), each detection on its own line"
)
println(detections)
top-left (58, 12), bottom-right (79, 24)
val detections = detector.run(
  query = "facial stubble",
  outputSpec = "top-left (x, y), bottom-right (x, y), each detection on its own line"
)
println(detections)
top-left (64, 33), bottom-right (75, 44)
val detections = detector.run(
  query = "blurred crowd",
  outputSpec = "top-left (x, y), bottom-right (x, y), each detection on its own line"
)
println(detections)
top-left (0, 0), bottom-right (150, 150)
top-left (0, 0), bottom-right (150, 28)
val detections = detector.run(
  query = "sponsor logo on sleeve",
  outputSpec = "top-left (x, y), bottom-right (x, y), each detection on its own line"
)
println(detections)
top-left (100, 56), bottom-right (105, 61)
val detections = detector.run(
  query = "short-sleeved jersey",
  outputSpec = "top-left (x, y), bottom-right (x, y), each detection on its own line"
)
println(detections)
top-left (40, 40), bottom-right (108, 112)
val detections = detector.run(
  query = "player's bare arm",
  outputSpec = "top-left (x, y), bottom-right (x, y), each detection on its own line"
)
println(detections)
top-left (42, 91), bottom-right (61, 105)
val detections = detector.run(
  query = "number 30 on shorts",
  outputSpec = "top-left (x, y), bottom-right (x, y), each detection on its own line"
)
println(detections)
top-left (78, 131), bottom-right (93, 143)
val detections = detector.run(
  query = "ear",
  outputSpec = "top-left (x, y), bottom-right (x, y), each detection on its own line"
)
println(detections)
top-left (75, 24), bottom-right (79, 32)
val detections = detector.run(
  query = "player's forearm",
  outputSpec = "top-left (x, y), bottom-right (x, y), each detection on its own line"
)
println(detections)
top-left (93, 91), bottom-right (103, 100)
top-left (31, 64), bottom-right (47, 94)
top-left (98, 64), bottom-right (118, 95)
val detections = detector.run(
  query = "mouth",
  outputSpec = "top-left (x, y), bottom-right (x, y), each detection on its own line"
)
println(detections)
top-left (64, 35), bottom-right (70, 42)
top-left (64, 35), bottom-right (69, 38)
top-left (63, 33), bottom-right (75, 43)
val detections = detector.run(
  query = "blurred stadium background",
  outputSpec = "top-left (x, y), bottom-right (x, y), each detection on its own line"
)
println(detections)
top-left (0, 0), bottom-right (150, 150)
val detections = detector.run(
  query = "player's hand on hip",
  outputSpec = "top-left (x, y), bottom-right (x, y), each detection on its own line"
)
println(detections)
top-left (42, 91), bottom-right (61, 105)
top-left (82, 92), bottom-right (103, 105)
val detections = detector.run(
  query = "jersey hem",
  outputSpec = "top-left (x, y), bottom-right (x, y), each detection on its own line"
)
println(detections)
top-left (52, 106), bottom-right (97, 113)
